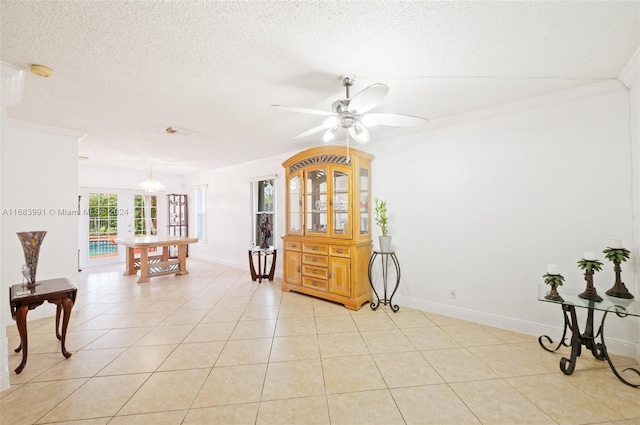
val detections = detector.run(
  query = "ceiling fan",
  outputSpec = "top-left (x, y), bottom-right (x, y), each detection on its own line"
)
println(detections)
top-left (272, 74), bottom-right (428, 144)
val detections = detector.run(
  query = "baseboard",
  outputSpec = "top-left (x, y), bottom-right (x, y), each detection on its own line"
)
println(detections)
top-left (189, 253), bottom-right (243, 269)
top-left (395, 294), bottom-right (639, 359)
top-left (0, 336), bottom-right (10, 392)
top-left (0, 370), bottom-right (8, 392)
top-left (189, 254), bottom-right (283, 279)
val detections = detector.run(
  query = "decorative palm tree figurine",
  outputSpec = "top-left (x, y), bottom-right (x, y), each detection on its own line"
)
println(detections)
top-left (542, 273), bottom-right (564, 301)
top-left (603, 244), bottom-right (633, 299)
top-left (577, 254), bottom-right (603, 302)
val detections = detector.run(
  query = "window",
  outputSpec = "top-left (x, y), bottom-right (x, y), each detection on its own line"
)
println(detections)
top-left (134, 194), bottom-right (157, 236)
top-left (88, 192), bottom-right (119, 259)
top-left (251, 176), bottom-right (276, 248)
top-left (194, 186), bottom-right (206, 242)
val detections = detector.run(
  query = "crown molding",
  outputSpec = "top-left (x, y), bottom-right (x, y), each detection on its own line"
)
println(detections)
top-left (7, 118), bottom-right (87, 141)
top-left (1, 62), bottom-right (25, 106)
top-left (619, 46), bottom-right (640, 89)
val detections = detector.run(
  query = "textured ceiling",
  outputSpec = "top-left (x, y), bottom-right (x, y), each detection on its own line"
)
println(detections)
top-left (1, 1), bottom-right (639, 175)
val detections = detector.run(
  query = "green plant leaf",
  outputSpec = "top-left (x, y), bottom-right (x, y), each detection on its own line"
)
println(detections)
top-left (374, 198), bottom-right (389, 236)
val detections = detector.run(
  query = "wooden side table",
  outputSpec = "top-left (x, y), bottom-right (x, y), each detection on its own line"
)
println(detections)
top-left (9, 278), bottom-right (77, 374)
top-left (248, 247), bottom-right (277, 283)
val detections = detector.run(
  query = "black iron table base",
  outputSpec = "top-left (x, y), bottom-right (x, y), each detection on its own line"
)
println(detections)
top-left (539, 292), bottom-right (640, 388)
top-left (367, 251), bottom-right (401, 312)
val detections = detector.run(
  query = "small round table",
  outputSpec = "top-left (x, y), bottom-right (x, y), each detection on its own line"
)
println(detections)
top-left (248, 247), bottom-right (277, 283)
top-left (367, 250), bottom-right (401, 312)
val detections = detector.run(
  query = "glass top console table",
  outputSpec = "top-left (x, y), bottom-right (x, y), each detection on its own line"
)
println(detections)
top-left (537, 284), bottom-right (639, 387)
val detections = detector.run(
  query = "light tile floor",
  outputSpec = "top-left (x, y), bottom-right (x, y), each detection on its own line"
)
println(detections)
top-left (2, 259), bottom-right (639, 425)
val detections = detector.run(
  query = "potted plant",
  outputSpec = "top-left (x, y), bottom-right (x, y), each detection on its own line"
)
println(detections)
top-left (375, 198), bottom-right (392, 252)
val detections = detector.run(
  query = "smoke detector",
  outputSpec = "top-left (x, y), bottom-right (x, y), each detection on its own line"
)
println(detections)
top-left (30, 64), bottom-right (53, 78)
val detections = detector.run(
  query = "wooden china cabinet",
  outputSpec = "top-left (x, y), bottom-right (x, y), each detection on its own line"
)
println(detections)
top-left (282, 145), bottom-right (373, 310)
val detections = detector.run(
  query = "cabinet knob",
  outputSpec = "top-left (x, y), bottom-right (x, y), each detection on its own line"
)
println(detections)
top-left (337, 249), bottom-right (343, 253)
top-left (312, 247), bottom-right (318, 251)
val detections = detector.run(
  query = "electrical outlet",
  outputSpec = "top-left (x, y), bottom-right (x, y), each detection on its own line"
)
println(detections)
top-left (449, 289), bottom-right (456, 299)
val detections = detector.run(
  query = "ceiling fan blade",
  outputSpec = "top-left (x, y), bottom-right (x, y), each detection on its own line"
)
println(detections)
top-left (365, 112), bottom-right (429, 127)
top-left (348, 83), bottom-right (389, 113)
top-left (294, 122), bottom-right (335, 139)
top-left (272, 105), bottom-right (333, 116)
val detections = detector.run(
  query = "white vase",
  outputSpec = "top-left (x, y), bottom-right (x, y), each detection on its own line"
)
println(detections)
top-left (379, 235), bottom-right (392, 252)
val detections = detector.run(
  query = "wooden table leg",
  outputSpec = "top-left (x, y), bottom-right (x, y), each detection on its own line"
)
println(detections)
top-left (14, 305), bottom-right (29, 374)
top-left (177, 243), bottom-right (189, 276)
top-left (268, 250), bottom-right (277, 281)
top-left (60, 296), bottom-right (74, 358)
top-left (138, 247), bottom-right (150, 283)
top-left (162, 246), bottom-right (169, 262)
top-left (258, 251), bottom-right (264, 283)
top-left (55, 303), bottom-right (62, 340)
top-left (248, 250), bottom-right (258, 281)
top-left (124, 246), bottom-right (135, 275)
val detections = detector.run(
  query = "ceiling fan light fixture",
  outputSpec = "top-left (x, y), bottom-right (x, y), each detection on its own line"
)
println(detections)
top-left (349, 123), bottom-right (370, 144)
top-left (274, 73), bottom-right (428, 143)
top-left (322, 126), bottom-right (339, 142)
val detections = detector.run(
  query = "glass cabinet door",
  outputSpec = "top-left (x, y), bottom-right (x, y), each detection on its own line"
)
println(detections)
top-left (306, 167), bottom-right (328, 235)
top-left (288, 171), bottom-right (303, 235)
top-left (359, 167), bottom-right (369, 235)
top-left (332, 167), bottom-right (350, 237)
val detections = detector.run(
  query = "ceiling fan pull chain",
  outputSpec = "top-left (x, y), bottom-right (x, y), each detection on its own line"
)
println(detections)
top-left (346, 131), bottom-right (351, 164)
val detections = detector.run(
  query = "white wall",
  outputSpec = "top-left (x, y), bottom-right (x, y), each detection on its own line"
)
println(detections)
top-left (622, 56), bottom-right (639, 361)
top-left (367, 80), bottom-right (637, 356)
top-left (79, 164), bottom-right (186, 194)
top-left (4, 120), bottom-right (82, 321)
top-left (184, 155), bottom-right (291, 274)
top-left (178, 79), bottom-right (638, 357)
top-left (633, 78), bottom-right (640, 362)
top-left (1, 119), bottom-right (81, 389)
top-left (0, 62), bottom-right (25, 393)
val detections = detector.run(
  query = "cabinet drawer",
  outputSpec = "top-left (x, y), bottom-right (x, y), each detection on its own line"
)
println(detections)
top-left (302, 264), bottom-right (329, 279)
top-left (329, 245), bottom-right (350, 258)
top-left (303, 243), bottom-right (328, 255)
top-left (285, 241), bottom-right (302, 251)
top-left (302, 253), bottom-right (328, 267)
top-left (302, 276), bottom-right (328, 291)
